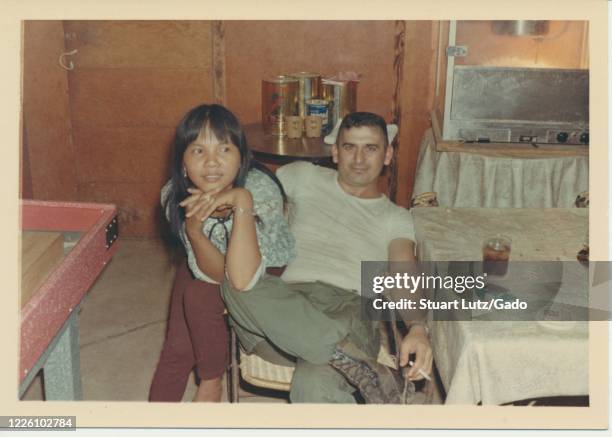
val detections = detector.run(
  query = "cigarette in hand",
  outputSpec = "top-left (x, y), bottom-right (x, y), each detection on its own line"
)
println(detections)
top-left (408, 360), bottom-right (432, 381)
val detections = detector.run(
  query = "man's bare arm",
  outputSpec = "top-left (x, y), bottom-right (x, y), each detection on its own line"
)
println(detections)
top-left (387, 238), bottom-right (427, 325)
top-left (387, 238), bottom-right (433, 381)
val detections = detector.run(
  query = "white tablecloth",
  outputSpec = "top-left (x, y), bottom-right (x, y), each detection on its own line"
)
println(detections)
top-left (413, 129), bottom-right (589, 208)
top-left (412, 208), bottom-right (589, 405)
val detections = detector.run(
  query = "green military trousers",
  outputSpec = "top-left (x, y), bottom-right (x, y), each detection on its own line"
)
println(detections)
top-left (220, 274), bottom-right (380, 403)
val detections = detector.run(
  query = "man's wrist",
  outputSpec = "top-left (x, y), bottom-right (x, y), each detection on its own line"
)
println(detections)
top-left (407, 321), bottom-right (429, 336)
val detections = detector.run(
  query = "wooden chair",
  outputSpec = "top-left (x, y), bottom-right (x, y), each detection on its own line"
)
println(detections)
top-left (227, 327), bottom-right (293, 402)
top-left (226, 320), bottom-right (433, 403)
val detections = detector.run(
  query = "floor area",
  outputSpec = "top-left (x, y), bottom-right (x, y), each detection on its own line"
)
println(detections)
top-left (22, 238), bottom-right (287, 403)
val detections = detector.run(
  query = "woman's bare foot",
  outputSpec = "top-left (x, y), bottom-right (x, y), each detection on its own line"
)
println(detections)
top-left (192, 376), bottom-right (223, 402)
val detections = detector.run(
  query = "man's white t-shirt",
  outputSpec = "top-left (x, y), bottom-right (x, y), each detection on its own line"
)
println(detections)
top-left (276, 162), bottom-right (416, 295)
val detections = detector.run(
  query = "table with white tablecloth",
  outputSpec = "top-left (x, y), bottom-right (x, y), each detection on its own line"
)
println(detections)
top-left (412, 207), bottom-right (588, 405)
top-left (413, 129), bottom-right (589, 208)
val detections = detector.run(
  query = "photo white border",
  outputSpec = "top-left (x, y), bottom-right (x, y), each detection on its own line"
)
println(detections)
top-left (0, 0), bottom-right (608, 430)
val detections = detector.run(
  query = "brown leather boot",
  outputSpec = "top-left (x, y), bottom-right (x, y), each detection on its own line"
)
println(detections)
top-left (329, 338), bottom-right (415, 404)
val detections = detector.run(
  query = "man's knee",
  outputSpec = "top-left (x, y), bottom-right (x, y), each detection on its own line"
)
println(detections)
top-left (220, 274), bottom-right (284, 309)
top-left (289, 361), bottom-right (356, 404)
top-left (219, 279), bottom-right (234, 298)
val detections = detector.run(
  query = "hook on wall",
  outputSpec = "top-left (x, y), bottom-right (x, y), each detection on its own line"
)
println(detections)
top-left (59, 49), bottom-right (78, 71)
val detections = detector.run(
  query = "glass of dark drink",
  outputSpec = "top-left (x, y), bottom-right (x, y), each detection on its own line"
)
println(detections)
top-left (482, 236), bottom-right (512, 276)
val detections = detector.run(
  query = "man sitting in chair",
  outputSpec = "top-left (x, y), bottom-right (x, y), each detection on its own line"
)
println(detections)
top-left (222, 111), bottom-right (432, 403)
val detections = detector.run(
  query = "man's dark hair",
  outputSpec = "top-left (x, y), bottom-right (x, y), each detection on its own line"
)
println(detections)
top-left (336, 112), bottom-right (389, 146)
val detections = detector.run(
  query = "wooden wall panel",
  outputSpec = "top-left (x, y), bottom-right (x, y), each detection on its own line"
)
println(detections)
top-left (77, 182), bottom-right (164, 238)
top-left (212, 21), bottom-right (226, 104)
top-left (21, 119), bottom-right (33, 199)
top-left (23, 21), bottom-right (77, 201)
top-left (72, 127), bottom-right (174, 185)
top-left (433, 21), bottom-right (449, 124)
top-left (224, 21), bottom-right (396, 124)
top-left (69, 70), bottom-right (211, 128)
top-left (385, 20), bottom-right (406, 200)
top-left (395, 21), bottom-right (438, 208)
top-left (63, 21), bottom-right (212, 69)
top-left (64, 21), bottom-right (214, 237)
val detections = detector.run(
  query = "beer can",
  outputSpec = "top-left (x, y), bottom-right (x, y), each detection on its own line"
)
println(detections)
top-left (321, 79), bottom-right (358, 129)
top-left (261, 76), bottom-right (299, 135)
top-left (306, 99), bottom-right (331, 135)
top-left (290, 72), bottom-right (322, 119)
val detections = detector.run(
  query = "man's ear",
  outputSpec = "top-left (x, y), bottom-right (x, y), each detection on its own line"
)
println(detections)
top-left (383, 144), bottom-right (394, 166)
top-left (331, 144), bottom-right (339, 164)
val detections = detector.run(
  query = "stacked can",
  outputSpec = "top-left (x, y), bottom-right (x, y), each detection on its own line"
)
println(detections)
top-left (290, 72), bottom-right (322, 119)
top-left (321, 79), bottom-right (358, 130)
top-left (261, 75), bottom-right (299, 136)
top-left (261, 72), bottom-right (357, 137)
top-left (305, 99), bottom-right (331, 135)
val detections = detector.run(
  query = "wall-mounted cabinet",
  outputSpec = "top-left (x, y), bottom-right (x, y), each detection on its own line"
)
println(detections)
top-left (433, 21), bottom-right (589, 149)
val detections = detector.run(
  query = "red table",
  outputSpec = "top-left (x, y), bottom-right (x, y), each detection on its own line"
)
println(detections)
top-left (20, 200), bottom-right (118, 400)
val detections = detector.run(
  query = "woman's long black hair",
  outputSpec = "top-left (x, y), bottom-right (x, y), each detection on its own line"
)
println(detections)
top-left (164, 103), bottom-right (287, 240)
